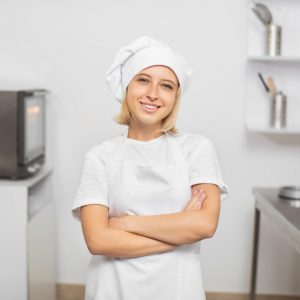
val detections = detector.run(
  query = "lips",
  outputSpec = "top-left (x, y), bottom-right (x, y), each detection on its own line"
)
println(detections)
top-left (140, 101), bottom-right (161, 108)
top-left (139, 101), bottom-right (161, 113)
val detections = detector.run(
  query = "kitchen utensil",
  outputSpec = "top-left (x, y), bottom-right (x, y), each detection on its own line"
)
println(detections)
top-left (266, 24), bottom-right (281, 56)
top-left (258, 73), bottom-right (269, 92)
top-left (279, 186), bottom-right (300, 200)
top-left (252, 3), bottom-right (273, 25)
top-left (270, 91), bottom-right (287, 129)
top-left (267, 76), bottom-right (277, 98)
top-left (252, 3), bottom-right (281, 56)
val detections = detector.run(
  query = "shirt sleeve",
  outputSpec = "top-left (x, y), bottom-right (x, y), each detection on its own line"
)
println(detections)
top-left (72, 151), bottom-right (109, 221)
top-left (189, 137), bottom-right (229, 201)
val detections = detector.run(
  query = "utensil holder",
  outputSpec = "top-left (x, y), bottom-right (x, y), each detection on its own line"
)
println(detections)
top-left (266, 24), bottom-right (281, 56)
top-left (270, 91), bottom-right (286, 129)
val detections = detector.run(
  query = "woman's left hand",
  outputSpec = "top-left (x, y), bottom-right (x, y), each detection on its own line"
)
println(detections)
top-left (184, 189), bottom-right (206, 211)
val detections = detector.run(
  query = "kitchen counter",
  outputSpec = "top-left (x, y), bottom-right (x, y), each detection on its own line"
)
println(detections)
top-left (253, 187), bottom-right (300, 254)
top-left (250, 187), bottom-right (300, 300)
top-left (0, 163), bottom-right (52, 187)
top-left (0, 165), bottom-right (56, 300)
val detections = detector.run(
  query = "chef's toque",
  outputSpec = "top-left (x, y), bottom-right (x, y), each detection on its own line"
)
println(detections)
top-left (105, 36), bottom-right (193, 103)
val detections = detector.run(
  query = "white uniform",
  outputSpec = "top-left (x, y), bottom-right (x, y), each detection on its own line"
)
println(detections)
top-left (72, 130), bottom-right (229, 300)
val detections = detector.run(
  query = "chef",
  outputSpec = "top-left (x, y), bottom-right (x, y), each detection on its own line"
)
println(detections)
top-left (72, 36), bottom-right (229, 300)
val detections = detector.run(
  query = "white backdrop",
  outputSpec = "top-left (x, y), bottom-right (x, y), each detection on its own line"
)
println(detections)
top-left (1, 0), bottom-right (300, 295)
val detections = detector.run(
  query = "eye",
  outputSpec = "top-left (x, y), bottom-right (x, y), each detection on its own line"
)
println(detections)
top-left (137, 77), bottom-right (149, 83)
top-left (162, 83), bottom-right (174, 90)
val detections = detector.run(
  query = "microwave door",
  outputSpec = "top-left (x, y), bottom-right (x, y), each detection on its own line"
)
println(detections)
top-left (19, 94), bottom-right (45, 165)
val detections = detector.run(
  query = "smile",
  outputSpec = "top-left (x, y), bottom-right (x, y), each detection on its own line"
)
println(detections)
top-left (139, 101), bottom-right (161, 113)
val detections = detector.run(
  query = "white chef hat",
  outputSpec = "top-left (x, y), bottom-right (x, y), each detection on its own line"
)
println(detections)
top-left (105, 36), bottom-right (193, 103)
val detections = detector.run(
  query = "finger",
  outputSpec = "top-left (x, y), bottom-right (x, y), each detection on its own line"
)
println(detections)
top-left (191, 190), bottom-right (206, 209)
top-left (194, 202), bottom-right (201, 209)
top-left (192, 189), bottom-right (199, 196)
top-left (192, 191), bottom-right (206, 210)
top-left (198, 189), bottom-right (205, 197)
top-left (198, 190), bottom-right (206, 202)
top-left (186, 189), bottom-right (202, 210)
top-left (192, 189), bottom-right (204, 202)
top-left (186, 190), bottom-right (199, 209)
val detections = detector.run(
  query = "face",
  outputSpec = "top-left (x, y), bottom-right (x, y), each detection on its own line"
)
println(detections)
top-left (126, 65), bottom-right (179, 128)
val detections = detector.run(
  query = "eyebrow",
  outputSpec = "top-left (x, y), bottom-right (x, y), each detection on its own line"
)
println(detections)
top-left (137, 73), bottom-right (178, 87)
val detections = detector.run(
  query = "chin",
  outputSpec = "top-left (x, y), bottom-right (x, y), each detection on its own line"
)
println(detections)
top-left (132, 106), bottom-right (170, 126)
top-left (134, 114), bottom-right (161, 126)
top-left (139, 118), bottom-right (161, 126)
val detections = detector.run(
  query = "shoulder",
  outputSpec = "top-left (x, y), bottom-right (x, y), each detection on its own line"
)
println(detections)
top-left (170, 131), bottom-right (216, 160)
top-left (84, 135), bottom-right (122, 165)
top-left (170, 131), bottom-right (214, 150)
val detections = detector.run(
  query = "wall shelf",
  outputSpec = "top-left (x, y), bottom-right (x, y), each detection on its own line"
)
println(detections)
top-left (246, 0), bottom-right (300, 135)
top-left (248, 56), bottom-right (300, 62)
top-left (246, 124), bottom-right (300, 134)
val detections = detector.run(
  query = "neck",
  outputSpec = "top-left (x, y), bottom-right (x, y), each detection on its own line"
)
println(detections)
top-left (127, 122), bottom-right (164, 141)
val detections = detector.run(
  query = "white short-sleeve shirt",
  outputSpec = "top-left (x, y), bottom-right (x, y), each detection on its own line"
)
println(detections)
top-left (72, 131), bottom-right (229, 219)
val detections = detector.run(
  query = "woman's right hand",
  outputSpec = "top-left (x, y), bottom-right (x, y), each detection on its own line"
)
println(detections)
top-left (184, 189), bottom-right (206, 211)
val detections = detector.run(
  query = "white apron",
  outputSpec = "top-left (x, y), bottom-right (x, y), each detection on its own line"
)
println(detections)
top-left (85, 131), bottom-right (206, 300)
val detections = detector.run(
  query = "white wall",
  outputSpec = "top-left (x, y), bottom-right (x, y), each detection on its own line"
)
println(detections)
top-left (1, 0), bottom-right (300, 295)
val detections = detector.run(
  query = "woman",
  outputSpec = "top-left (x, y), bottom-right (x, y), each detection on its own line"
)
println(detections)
top-left (72, 36), bottom-right (229, 300)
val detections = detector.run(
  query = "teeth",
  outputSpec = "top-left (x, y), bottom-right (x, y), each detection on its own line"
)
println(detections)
top-left (141, 103), bottom-right (159, 109)
top-left (144, 104), bottom-right (156, 109)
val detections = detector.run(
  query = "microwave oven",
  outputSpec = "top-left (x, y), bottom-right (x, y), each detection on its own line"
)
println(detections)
top-left (0, 90), bottom-right (47, 179)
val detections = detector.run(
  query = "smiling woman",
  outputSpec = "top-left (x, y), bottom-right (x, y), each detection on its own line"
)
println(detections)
top-left (119, 65), bottom-right (181, 135)
top-left (72, 36), bottom-right (229, 300)
top-left (114, 65), bottom-right (182, 134)
top-left (115, 78), bottom-right (181, 135)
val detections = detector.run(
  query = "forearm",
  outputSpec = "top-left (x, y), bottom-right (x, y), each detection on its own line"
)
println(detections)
top-left (87, 226), bottom-right (177, 258)
top-left (120, 184), bottom-right (220, 245)
top-left (123, 210), bottom-right (216, 245)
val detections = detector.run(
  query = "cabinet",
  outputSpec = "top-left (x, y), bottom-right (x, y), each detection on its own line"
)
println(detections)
top-left (246, 0), bottom-right (300, 134)
top-left (0, 166), bottom-right (56, 300)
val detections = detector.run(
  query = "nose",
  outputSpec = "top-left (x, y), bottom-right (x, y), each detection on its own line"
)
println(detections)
top-left (146, 84), bottom-right (159, 101)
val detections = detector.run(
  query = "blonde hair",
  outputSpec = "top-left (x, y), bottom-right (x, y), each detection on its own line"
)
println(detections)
top-left (113, 88), bottom-right (181, 134)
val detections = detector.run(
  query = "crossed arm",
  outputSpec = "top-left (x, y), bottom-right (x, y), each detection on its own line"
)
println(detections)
top-left (80, 183), bottom-right (221, 258)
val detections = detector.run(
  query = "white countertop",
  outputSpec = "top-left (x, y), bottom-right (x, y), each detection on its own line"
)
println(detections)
top-left (0, 164), bottom-right (52, 188)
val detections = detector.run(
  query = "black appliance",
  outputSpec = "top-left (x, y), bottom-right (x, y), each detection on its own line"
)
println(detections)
top-left (0, 90), bottom-right (47, 179)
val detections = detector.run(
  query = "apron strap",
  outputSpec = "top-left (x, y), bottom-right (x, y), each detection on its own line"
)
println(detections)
top-left (112, 129), bottom-right (128, 161)
top-left (114, 127), bottom-right (186, 164)
top-left (165, 132), bottom-right (185, 164)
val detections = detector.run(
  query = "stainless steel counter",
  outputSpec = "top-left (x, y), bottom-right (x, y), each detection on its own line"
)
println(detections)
top-left (250, 187), bottom-right (300, 300)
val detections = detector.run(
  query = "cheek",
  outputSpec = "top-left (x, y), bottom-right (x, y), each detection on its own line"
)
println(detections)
top-left (126, 89), bottom-right (142, 107)
top-left (127, 84), bottom-right (146, 98)
top-left (159, 99), bottom-right (176, 119)
top-left (162, 94), bottom-right (177, 110)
